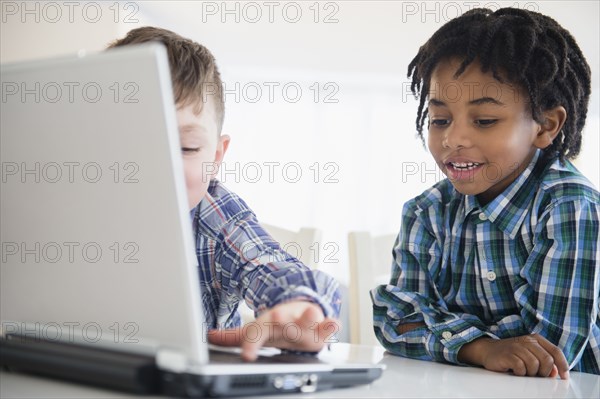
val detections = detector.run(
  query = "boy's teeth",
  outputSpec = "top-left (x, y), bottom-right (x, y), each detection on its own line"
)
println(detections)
top-left (450, 162), bottom-right (481, 170)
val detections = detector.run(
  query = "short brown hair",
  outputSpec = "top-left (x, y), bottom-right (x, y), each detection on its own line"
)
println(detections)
top-left (108, 27), bottom-right (225, 132)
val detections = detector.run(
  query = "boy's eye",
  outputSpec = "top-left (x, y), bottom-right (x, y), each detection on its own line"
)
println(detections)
top-left (474, 119), bottom-right (498, 127)
top-left (182, 147), bottom-right (201, 153)
top-left (430, 119), bottom-right (450, 127)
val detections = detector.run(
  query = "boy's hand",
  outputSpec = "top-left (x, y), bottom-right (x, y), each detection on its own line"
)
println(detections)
top-left (207, 301), bottom-right (339, 361)
top-left (458, 334), bottom-right (570, 379)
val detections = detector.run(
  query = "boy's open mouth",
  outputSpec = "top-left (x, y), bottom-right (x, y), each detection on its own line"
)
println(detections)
top-left (447, 162), bottom-right (482, 171)
top-left (445, 161), bottom-right (485, 181)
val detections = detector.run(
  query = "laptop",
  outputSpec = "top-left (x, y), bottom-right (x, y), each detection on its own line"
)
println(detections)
top-left (0, 43), bottom-right (384, 396)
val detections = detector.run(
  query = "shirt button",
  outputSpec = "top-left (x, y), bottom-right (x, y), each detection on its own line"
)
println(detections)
top-left (487, 271), bottom-right (497, 281)
top-left (479, 213), bottom-right (488, 221)
top-left (442, 331), bottom-right (453, 340)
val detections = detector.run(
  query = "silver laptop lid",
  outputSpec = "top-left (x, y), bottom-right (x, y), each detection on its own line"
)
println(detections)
top-left (0, 44), bottom-right (208, 369)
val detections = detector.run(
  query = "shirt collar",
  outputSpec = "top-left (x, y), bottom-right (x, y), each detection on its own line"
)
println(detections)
top-left (464, 150), bottom-right (544, 239)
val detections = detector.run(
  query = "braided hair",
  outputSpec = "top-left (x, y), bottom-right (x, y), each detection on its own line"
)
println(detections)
top-left (408, 8), bottom-right (591, 163)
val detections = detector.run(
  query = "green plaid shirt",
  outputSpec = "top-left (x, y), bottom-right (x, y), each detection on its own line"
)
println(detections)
top-left (371, 150), bottom-right (599, 374)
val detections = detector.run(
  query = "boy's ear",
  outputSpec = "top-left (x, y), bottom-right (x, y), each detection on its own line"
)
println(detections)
top-left (533, 106), bottom-right (567, 149)
top-left (213, 134), bottom-right (230, 169)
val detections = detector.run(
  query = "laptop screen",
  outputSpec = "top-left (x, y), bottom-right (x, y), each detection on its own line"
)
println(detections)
top-left (1, 44), bottom-right (208, 367)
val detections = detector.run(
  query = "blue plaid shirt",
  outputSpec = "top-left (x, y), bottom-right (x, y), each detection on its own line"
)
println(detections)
top-left (191, 180), bottom-right (341, 329)
top-left (371, 150), bottom-right (600, 374)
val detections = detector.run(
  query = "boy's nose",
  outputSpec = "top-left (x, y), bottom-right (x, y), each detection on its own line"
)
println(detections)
top-left (442, 122), bottom-right (473, 149)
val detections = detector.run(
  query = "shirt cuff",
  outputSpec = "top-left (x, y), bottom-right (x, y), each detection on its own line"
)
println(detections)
top-left (427, 318), bottom-right (498, 364)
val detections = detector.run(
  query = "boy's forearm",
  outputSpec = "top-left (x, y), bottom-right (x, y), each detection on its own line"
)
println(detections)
top-left (394, 321), bottom-right (494, 366)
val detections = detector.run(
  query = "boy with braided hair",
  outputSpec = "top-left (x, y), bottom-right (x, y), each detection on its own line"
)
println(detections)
top-left (372, 8), bottom-right (598, 377)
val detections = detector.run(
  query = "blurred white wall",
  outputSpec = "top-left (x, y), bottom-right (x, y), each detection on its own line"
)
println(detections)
top-left (2, 1), bottom-right (598, 339)
top-left (0, 1), bottom-right (121, 62)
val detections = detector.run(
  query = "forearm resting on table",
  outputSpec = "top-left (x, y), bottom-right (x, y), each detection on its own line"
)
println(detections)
top-left (394, 321), bottom-right (490, 364)
top-left (394, 322), bottom-right (494, 365)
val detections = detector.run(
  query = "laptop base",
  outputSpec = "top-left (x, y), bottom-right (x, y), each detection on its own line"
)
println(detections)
top-left (0, 335), bottom-right (160, 394)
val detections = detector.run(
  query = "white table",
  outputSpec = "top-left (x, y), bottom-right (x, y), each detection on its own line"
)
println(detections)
top-left (1, 343), bottom-right (598, 398)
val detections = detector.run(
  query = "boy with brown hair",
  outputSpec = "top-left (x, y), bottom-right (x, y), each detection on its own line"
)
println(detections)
top-left (109, 27), bottom-right (340, 361)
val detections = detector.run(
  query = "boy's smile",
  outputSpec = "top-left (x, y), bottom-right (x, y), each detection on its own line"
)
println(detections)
top-left (427, 58), bottom-right (545, 205)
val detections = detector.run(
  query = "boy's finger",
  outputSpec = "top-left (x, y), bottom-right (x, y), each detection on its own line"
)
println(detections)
top-left (207, 328), bottom-right (243, 347)
top-left (296, 303), bottom-right (325, 327)
top-left (526, 342), bottom-right (556, 377)
top-left (509, 354), bottom-right (527, 376)
top-left (317, 318), bottom-right (340, 343)
top-left (240, 314), bottom-right (282, 361)
top-left (533, 335), bottom-right (570, 380)
top-left (240, 341), bottom-right (259, 362)
top-left (515, 348), bottom-right (541, 377)
top-left (293, 318), bottom-right (340, 353)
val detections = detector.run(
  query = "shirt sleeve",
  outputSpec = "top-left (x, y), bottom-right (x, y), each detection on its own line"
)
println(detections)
top-left (514, 198), bottom-right (599, 368)
top-left (371, 200), bottom-right (497, 364)
top-left (215, 211), bottom-right (341, 321)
